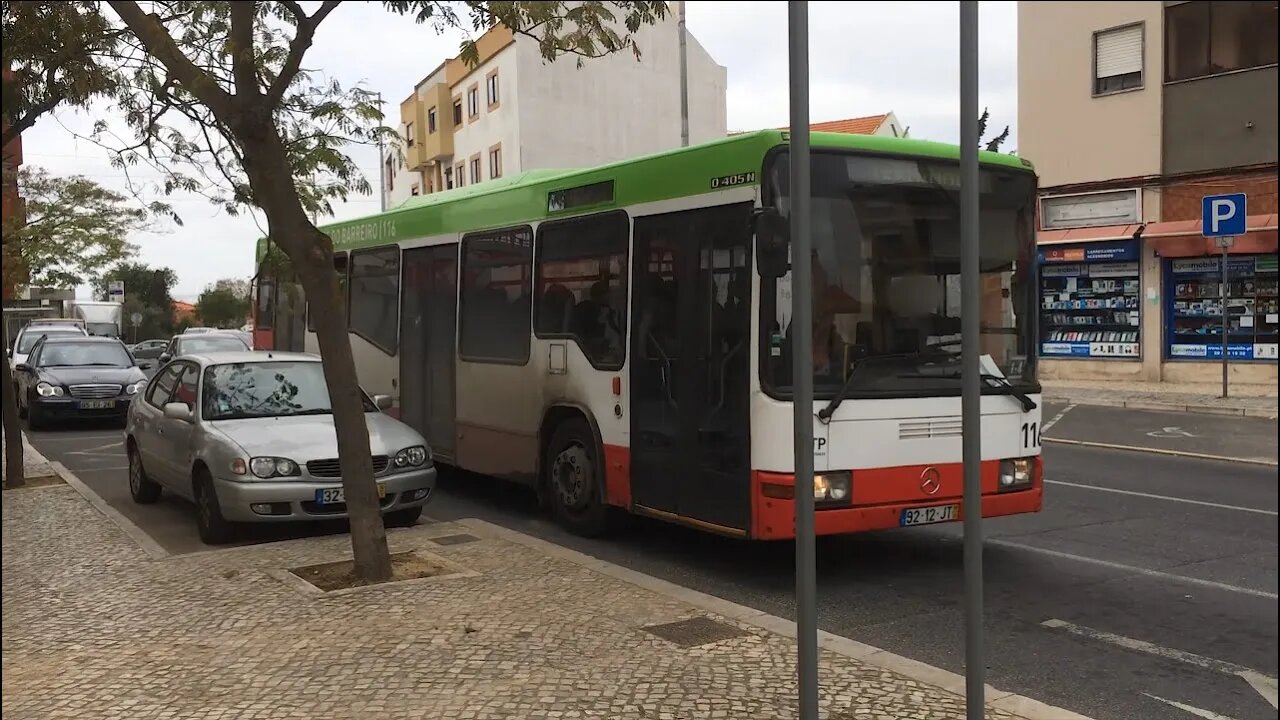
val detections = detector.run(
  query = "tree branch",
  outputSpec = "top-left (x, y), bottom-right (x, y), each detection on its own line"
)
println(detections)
top-left (229, 1), bottom-right (260, 97)
top-left (107, 0), bottom-right (235, 117)
top-left (266, 0), bottom-right (342, 106)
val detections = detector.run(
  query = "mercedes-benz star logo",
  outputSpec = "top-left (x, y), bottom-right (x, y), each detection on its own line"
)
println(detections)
top-left (920, 467), bottom-right (941, 496)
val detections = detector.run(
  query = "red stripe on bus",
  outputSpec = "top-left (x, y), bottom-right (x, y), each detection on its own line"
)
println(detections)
top-left (602, 444), bottom-right (631, 508)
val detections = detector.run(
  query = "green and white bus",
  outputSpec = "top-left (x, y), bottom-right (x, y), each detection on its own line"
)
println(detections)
top-left (253, 129), bottom-right (1045, 539)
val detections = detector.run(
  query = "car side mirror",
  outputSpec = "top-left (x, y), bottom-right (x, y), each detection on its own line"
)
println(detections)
top-left (159, 353), bottom-right (171, 364)
top-left (14, 363), bottom-right (31, 373)
top-left (137, 361), bottom-right (152, 370)
top-left (372, 394), bottom-right (393, 411)
top-left (753, 207), bottom-right (791, 279)
top-left (163, 402), bottom-right (193, 422)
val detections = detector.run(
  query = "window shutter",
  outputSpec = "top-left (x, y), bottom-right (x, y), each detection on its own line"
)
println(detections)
top-left (1095, 25), bottom-right (1143, 78)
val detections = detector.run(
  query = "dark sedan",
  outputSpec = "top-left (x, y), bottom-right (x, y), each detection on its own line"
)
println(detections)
top-left (14, 336), bottom-right (148, 429)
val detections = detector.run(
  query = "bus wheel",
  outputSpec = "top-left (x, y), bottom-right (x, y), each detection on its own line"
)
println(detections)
top-left (545, 418), bottom-right (610, 537)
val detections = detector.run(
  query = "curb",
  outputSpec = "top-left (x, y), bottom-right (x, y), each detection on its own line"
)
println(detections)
top-left (1043, 395), bottom-right (1277, 419)
top-left (10, 432), bottom-right (61, 483)
top-left (51, 460), bottom-right (170, 560)
top-left (459, 518), bottom-right (1095, 720)
top-left (1043, 437), bottom-right (1279, 467)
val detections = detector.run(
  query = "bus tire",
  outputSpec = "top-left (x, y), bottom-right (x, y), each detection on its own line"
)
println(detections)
top-left (545, 418), bottom-right (610, 537)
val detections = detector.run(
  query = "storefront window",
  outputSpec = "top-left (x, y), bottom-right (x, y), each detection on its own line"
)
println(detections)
top-left (1166, 254), bottom-right (1279, 361)
top-left (1038, 240), bottom-right (1141, 359)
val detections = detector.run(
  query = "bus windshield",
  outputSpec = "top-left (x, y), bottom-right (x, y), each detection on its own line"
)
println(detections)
top-left (760, 151), bottom-right (1037, 399)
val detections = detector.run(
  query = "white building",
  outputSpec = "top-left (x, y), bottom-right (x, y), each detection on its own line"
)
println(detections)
top-left (382, 3), bottom-right (727, 209)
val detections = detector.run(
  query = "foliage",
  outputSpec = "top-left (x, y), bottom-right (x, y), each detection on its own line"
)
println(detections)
top-left (977, 107), bottom-right (1010, 153)
top-left (0, 1), bottom-right (124, 148)
top-left (0, 166), bottom-right (164, 291)
top-left (196, 278), bottom-right (251, 329)
top-left (94, 261), bottom-right (179, 340)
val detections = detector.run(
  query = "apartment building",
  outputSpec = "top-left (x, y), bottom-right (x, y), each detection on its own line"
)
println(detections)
top-left (382, 5), bottom-right (727, 209)
top-left (1018, 0), bottom-right (1277, 385)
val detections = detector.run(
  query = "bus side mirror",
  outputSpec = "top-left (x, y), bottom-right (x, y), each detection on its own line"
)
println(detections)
top-left (754, 207), bottom-right (791, 279)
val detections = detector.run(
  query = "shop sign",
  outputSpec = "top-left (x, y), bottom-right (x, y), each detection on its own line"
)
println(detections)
top-left (1169, 343), bottom-right (1256, 359)
top-left (1038, 239), bottom-right (1139, 264)
top-left (1041, 342), bottom-right (1139, 358)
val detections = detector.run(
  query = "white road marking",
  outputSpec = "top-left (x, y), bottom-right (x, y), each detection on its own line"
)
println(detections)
top-left (1147, 426), bottom-right (1198, 438)
top-left (1044, 479), bottom-right (1278, 516)
top-left (1045, 620), bottom-right (1278, 710)
top-left (1042, 437), bottom-right (1279, 467)
top-left (1040, 403), bottom-right (1075, 434)
top-left (66, 440), bottom-right (124, 456)
top-left (1143, 694), bottom-right (1239, 720)
top-left (76, 465), bottom-right (129, 472)
top-left (989, 540), bottom-right (1278, 600)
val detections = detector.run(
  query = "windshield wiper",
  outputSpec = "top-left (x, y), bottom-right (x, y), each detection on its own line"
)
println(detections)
top-left (896, 368), bottom-right (1037, 412)
top-left (817, 351), bottom-right (952, 423)
top-left (82, 362), bottom-right (126, 367)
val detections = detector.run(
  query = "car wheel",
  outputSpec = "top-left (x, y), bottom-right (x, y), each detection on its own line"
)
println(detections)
top-left (193, 470), bottom-right (234, 545)
top-left (386, 505), bottom-right (423, 528)
top-left (545, 418), bottom-right (611, 537)
top-left (127, 444), bottom-right (162, 504)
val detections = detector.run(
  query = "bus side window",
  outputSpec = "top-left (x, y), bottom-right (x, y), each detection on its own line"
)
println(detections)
top-left (534, 211), bottom-right (630, 370)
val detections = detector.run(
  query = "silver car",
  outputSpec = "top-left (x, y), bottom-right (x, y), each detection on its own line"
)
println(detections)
top-left (125, 351), bottom-right (435, 544)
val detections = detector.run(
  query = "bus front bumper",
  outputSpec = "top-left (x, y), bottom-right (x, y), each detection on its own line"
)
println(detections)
top-left (751, 470), bottom-right (1043, 540)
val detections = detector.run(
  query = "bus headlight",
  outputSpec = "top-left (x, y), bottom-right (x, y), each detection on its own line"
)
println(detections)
top-left (999, 458), bottom-right (1033, 491)
top-left (814, 472), bottom-right (852, 506)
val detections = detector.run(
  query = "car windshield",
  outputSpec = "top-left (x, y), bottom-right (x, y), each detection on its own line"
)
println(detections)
top-left (37, 342), bottom-right (132, 367)
top-left (180, 335), bottom-right (249, 354)
top-left (17, 330), bottom-right (83, 354)
top-left (202, 361), bottom-right (376, 421)
top-left (760, 151), bottom-right (1038, 398)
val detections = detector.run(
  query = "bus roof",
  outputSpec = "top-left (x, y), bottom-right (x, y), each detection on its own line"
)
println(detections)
top-left (257, 129), bottom-right (1035, 260)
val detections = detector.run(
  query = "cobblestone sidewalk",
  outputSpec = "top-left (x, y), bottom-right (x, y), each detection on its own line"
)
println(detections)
top-left (0, 430), bottom-right (58, 486)
top-left (1042, 379), bottom-right (1278, 416)
top-left (2, 484), bottom-right (1085, 720)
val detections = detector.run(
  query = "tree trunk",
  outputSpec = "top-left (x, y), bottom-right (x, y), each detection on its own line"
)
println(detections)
top-left (2, 321), bottom-right (25, 489)
top-left (235, 119), bottom-right (392, 583)
top-left (294, 244), bottom-right (393, 582)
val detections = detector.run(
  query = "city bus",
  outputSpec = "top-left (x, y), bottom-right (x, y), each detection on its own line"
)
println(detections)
top-left (252, 129), bottom-right (1044, 539)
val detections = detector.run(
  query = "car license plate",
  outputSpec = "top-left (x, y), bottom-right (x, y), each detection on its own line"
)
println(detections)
top-left (900, 504), bottom-right (959, 527)
top-left (79, 399), bottom-right (116, 410)
top-left (315, 485), bottom-right (386, 504)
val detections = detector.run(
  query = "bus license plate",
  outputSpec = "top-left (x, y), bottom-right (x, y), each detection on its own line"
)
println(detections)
top-left (900, 504), bottom-right (959, 527)
top-left (80, 399), bottom-right (116, 410)
top-left (315, 485), bottom-right (386, 504)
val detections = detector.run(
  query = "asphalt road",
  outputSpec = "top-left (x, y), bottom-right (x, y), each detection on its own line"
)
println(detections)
top-left (25, 404), bottom-right (1279, 720)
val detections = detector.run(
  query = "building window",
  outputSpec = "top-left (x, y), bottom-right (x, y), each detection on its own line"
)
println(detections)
top-left (406, 121), bottom-right (415, 146)
top-left (1039, 241), bottom-right (1142, 360)
top-left (470, 154), bottom-right (481, 184)
top-left (534, 212), bottom-right (630, 369)
top-left (1094, 23), bottom-right (1144, 95)
top-left (385, 157), bottom-right (394, 191)
top-left (489, 145), bottom-right (502, 179)
top-left (467, 85), bottom-right (479, 119)
top-left (452, 98), bottom-right (463, 126)
top-left (456, 162), bottom-right (466, 187)
top-left (1166, 255), bottom-right (1278, 361)
top-left (1165, 1), bottom-right (1279, 82)
top-left (427, 107), bottom-right (437, 134)
top-left (445, 166), bottom-right (453, 190)
top-left (460, 227), bottom-right (534, 363)
top-left (486, 71), bottom-right (500, 107)
top-left (348, 246), bottom-right (400, 353)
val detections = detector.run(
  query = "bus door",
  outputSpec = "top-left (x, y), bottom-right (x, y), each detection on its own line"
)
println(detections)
top-left (399, 244), bottom-right (458, 463)
top-left (630, 203), bottom-right (753, 532)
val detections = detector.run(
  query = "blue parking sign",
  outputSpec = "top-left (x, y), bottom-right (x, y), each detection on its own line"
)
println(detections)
top-left (1202, 193), bottom-right (1247, 237)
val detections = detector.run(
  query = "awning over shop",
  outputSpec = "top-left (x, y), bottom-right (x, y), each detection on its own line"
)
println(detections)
top-left (1036, 224), bottom-right (1144, 245)
top-left (1144, 213), bottom-right (1278, 257)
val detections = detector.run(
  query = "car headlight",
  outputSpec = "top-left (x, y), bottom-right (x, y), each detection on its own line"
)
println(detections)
top-left (999, 458), bottom-right (1034, 491)
top-left (394, 445), bottom-right (430, 468)
top-left (249, 456), bottom-right (300, 479)
top-left (125, 380), bottom-right (146, 395)
top-left (35, 382), bottom-right (64, 397)
top-left (814, 471), bottom-right (852, 506)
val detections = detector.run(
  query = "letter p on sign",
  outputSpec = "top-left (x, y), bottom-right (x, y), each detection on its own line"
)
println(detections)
top-left (1201, 193), bottom-right (1247, 237)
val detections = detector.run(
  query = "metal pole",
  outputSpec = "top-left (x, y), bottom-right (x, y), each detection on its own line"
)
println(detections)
top-left (959, 3), bottom-right (985, 719)
top-left (377, 91), bottom-right (387, 212)
top-left (1221, 246), bottom-right (1229, 398)
top-left (678, 1), bottom-right (690, 147)
top-left (787, 4), bottom-right (817, 720)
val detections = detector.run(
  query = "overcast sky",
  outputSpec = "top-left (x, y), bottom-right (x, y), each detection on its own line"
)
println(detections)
top-left (20, 1), bottom-right (1017, 300)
